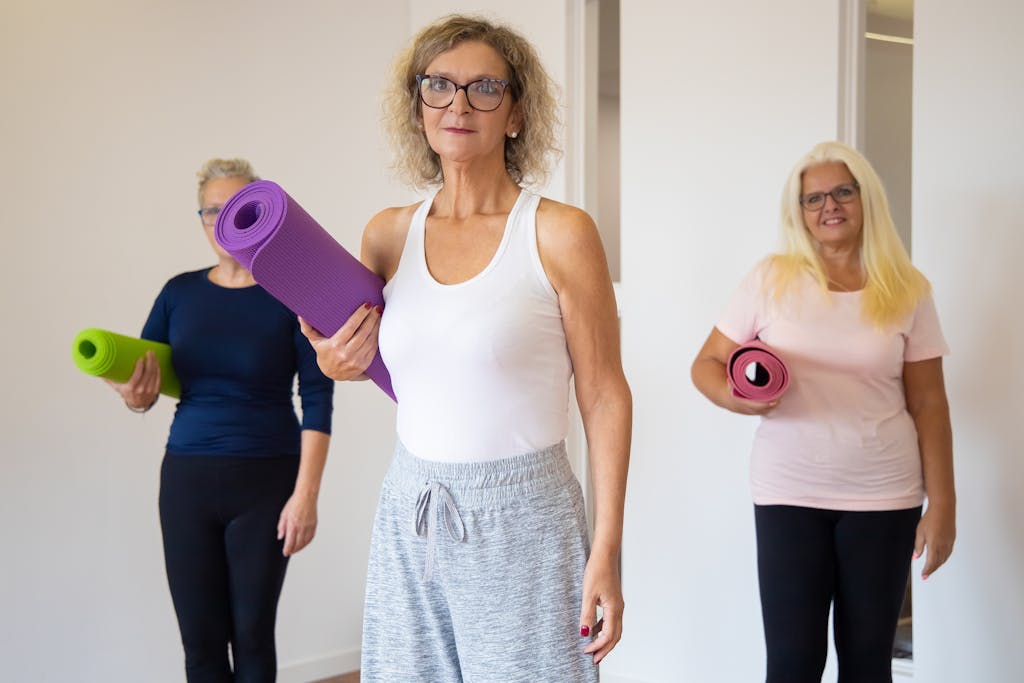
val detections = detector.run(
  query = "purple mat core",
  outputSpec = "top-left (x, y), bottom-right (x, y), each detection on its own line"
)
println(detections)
top-left (215, 180), bottom-right (395, 401)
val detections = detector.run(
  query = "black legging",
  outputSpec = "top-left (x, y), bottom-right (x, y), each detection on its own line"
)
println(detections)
top-left (159, 454), bottom-right (299, 683)
top-left (754, 504), bottom-right (921, 683)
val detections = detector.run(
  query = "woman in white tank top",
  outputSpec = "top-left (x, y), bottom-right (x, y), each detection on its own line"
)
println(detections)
top-left (301, 15), bottom-right (632, 682)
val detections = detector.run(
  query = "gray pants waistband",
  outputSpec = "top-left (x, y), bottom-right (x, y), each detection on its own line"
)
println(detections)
top-left (389, 439), bottom-right (574, 506)
top-left (389, 440), bottom-right (575, 582)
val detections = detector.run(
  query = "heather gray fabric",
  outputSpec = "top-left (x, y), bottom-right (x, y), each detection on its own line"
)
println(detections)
top-left (360, 440), bottom-right (598, 683)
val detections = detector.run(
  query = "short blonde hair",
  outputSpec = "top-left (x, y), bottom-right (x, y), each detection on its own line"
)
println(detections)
top-left (769, 141), bottom-right (929, 327)
top-left (383, 14), bottom-right (561, 189)
top-left (196, 158), bottom-right (259, 203)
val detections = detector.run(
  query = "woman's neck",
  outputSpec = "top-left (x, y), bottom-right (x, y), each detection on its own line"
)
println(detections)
top-left (436, 160), bottom-right (520, 219)
top-left (817, 246), bottom-right (865, 292)
top-left (209, 259), bottom-right (255, 288)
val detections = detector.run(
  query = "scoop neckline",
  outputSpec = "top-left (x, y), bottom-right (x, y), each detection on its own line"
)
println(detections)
top-left (419, 189), bottom-right (527, 289)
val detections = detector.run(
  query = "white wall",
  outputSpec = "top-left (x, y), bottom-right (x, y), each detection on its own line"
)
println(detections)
top-left (912, 1), bottom-right (1024, 680)
top-left (6, 2), bottom-right (1022, 681)
top-left (0, 2), bottom-right (584, 681)
top-left (612, 2), bottom-right (1024, 682)
top-left (0, 1), bottom-right (409, 681)
top-left (611, 2), bottom-right (840, 681)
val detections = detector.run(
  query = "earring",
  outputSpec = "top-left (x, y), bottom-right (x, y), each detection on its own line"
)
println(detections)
top-left (509, 131), bottom-right (519, 139)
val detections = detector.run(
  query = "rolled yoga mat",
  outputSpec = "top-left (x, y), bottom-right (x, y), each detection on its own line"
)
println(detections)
top-left (727, 340), bottom-right (790, 402)
top-left (214, 180), bottom-right (395, 401)
top-left (71, 328), bottom-right (181, 398)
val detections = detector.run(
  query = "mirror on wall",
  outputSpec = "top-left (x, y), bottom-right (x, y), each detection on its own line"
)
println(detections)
top-left (583, 0), bottom-right (620, 282)
top-left (865, 0), bottom-right (914, 253)
top-left (866, 0), bottom-right (915, 664)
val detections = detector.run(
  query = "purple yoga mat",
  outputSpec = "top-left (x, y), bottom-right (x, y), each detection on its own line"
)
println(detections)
top-left (214, 180), bottom-right (395, 401)
top-left (727, 340), bottom-right (790, 402)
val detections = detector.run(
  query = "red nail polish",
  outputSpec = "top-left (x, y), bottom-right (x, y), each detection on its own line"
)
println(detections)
top-left (375, 305), bottom-right (384, 314)
top-left (363, 302), bottom-right (372, 310)
top-left (580, 625), bottom-right (590, 637)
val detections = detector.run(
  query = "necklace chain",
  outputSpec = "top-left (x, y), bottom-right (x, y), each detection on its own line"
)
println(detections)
top-left (827, 274), bottom-right (863, 292)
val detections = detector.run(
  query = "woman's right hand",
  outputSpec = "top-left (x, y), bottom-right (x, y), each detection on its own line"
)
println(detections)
top-left (105, 351), bottom-right (161, 411)
top-left (693, 328), bottom-right (780, 415)
top-left (723, 392), bottom-right (780, 416)
top-left (298, 303), bottom-right (382, 381)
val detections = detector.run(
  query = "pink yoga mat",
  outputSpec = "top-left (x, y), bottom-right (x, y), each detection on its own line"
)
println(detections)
top-left (214, 180), bottom-right (395, 401)
top-left (727, 340), bottom-right (790, 402)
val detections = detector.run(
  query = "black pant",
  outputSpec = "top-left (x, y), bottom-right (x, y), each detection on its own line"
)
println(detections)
top-left (754, 504), bottom-right (921, 683)
top-left (159, 454), bottom-right (299, 683)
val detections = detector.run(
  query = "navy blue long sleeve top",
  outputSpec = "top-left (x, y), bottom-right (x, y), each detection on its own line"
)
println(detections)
top-left (141, 268), bottom-right (333, 457)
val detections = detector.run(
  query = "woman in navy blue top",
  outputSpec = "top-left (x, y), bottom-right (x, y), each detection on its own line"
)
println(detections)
top-left (107, 158), bottom-right (333, 682)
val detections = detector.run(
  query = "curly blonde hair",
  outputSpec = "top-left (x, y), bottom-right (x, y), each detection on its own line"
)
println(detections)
top-left (383, 14), bottom-right (562, 189)
top-left (196, 158), bottom-right (259, 203)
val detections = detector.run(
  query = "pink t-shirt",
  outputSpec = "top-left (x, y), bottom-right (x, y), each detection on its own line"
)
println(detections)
top-left (717, 259), bottom-right (949, 511)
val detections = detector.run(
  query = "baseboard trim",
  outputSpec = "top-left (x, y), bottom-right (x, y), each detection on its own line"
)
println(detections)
top-left (892, 658), bottom-right (914, 678)
top-left (278, 654), bottom-right (906, 682)
top-left (278, 648), bottom-right (360, 683)
top-left (280, 656), bottom-right (647, 683)
top-left (602, 662), bottom-right (912, 683)
top-left (603, 674), bottom-right (649, 683)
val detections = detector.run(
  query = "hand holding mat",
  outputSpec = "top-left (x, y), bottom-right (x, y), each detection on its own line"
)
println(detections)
top-left (214, 180), bottom-right (395, 401)
top-left (72, 328), bottom-right (181, 398)
top-left (727, 340), bottom-right (790, 402)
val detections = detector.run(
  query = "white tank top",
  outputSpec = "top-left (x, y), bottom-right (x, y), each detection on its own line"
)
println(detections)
top-left (378, 189), bottom-right (572, 463)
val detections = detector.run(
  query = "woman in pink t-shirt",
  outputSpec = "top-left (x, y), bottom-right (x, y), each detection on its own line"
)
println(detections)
top-left (692, 141), bottom-right (955, 682)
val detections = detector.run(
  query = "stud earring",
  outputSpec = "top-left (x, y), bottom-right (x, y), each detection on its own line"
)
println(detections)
top-left (509, 131), bottom-right (519, 139)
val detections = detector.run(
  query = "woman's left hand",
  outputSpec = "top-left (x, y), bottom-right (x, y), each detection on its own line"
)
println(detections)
top-left (277, 490), bottom-right (318, 557)
top-left (914, 502), bottom-right (956, 580)
top-left (580, 552), bottom-right (624, 664)
top-left (298, 305), bottom-right (381, 381)
top-left (903, 357), bottom-right (956, 581)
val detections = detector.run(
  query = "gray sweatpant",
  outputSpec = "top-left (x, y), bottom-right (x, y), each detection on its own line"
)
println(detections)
top-left (360, 440), bottom-right (598, 683)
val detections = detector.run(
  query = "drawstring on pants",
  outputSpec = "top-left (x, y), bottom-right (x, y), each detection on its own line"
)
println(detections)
top-left (413, 481), bottom-right (466, 581)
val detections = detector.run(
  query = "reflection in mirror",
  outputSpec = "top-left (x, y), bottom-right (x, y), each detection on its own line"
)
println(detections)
top-left (866, 0), bottom-right (914, 252)
top-left (867, 0), bottom-right (915, 665)
top-left (584, 0), bottom-right (620, 282)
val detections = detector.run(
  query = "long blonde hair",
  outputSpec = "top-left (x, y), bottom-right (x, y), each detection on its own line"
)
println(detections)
top-left (768, 141), bottom-right (929, 327)
top-left (382, 14), bottom-right (561, 189)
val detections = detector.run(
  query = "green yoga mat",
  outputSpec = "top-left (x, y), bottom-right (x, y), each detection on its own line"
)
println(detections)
top-left (71, 328), bottom-right (181, 398)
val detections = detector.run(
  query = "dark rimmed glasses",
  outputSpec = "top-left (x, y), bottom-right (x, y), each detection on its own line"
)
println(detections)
top-left (197, 206), bottom-right (221, 226)
top-left (415, 74), bottom-right (510, 112)
top-left (799, 183), bottom-right (860, 211)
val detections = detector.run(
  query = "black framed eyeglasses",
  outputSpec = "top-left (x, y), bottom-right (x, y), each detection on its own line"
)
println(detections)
top-left (799, 183), bottom-right (860, 211)
top-left (415, 74), bottom-right (510, 112)
top-left (197, 206), bottom-right (221, 226)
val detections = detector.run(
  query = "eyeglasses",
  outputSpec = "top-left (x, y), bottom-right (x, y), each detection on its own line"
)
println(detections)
top-left (197, 206), bottom-right (221, 227)
top-left (799, 183), bottom-right (860, 211)
top-left (415, 74), bottom-right (510, 112)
